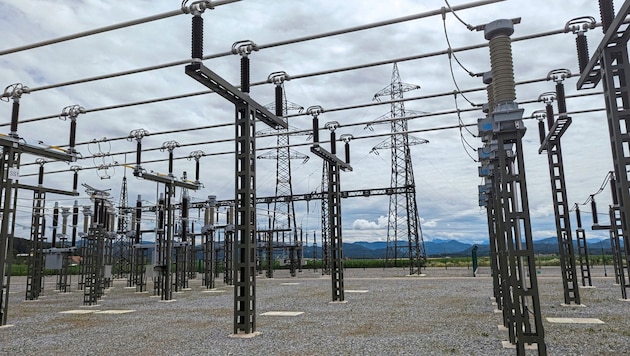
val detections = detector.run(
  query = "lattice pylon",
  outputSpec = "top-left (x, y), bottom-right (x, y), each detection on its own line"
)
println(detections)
top-left (371, 63), bottom-right (428, 274)
top-left (115, 175), bottom-right (131, 279)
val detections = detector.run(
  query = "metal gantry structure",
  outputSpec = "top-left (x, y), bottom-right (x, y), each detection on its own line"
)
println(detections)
top-left (0, 83), bottom-right (78, 326)
top-left (477, 19), bottom-right (546, 353)
top-left (371, 63), bottom-right (428, 275)
top-left (577, 0), bottom-right (630, 300)
top-left (537, 69), bottom-right (581, 305)
top-left (3, 1), bottom-right (627, 348)
top-left (184, 4), bottom-right (287, 335)
top-left (308, 113), bottom-right (353, 302)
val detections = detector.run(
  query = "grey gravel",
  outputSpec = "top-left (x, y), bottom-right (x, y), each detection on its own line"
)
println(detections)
top-left (1, 266), bottom-right (628, 355)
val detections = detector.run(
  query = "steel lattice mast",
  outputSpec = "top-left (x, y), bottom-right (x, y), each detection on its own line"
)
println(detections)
top-left (115, 174), bottom-right (131, 279)
top-left (372, 63), bottom-right (427, 274)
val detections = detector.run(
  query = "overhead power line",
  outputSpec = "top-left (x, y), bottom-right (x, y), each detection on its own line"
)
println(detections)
top-left (0, 0), bottom-right (243, 56)
top-left (17, 0), bottom-right (506, 93)
top-left (16, 84), bottom-right (605, 168)
top-left (19, 104), bottom-right (607, 177)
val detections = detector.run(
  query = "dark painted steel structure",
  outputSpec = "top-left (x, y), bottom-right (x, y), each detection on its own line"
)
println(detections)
top-left (578, 0), bottom-right (630, 299)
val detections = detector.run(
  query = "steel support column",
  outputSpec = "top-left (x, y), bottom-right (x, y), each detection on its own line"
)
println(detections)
top-left (233, 100), bottom-right (257, 334)
top-left (574, 205), bottom-right (593, 286)
top-left (578, 0), bottom-right (630, 299)
top-left (538, 112), bottom-right (581, 304)
top-left (0, 145), bottom-right (19, 325)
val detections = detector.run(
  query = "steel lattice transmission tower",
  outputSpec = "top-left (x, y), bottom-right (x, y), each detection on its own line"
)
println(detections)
top-left (115, 174), bottom-right (131, 279)
top-left (258, 72), bottom-right (306, 243)
top-left (371, 63), bottom-right (428, 274)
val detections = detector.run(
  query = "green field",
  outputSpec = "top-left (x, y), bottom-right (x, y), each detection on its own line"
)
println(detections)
top-left (6, 254), bottom-right (616, 276)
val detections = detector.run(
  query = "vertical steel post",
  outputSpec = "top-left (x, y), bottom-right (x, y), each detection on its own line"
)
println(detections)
top-left (481, 18), bottom-right (546, 353)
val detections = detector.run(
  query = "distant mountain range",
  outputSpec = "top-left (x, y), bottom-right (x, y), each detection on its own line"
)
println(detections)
top-left (302, 237), bottom-right (616, 259)
top-left (11, 236), bottom-right (616, 260)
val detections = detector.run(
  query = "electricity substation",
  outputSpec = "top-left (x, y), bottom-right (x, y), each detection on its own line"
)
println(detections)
top-left (1, 0), bottom-right (630, 354)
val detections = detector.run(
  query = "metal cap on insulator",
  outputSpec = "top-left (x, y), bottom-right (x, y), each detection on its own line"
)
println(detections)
top-left (483, 19), bottom-right (514, 40)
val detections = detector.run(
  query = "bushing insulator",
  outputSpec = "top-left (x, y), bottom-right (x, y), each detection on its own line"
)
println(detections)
top-left (555, 82), bottom-right (567, 114)
top-left (275, 85), bottom-right (283, 117)
top-left (590, 198), bottom-right (598, 224)
top-left (489, 36), bottom-right (516, 105)
top-left (599, 0), bottom-right (615, 34)
top-left (192, 15), bottom-right (204, 60)
top-left (241, 56), bottom-right (250, 93)
top-left (10, 101), bottom-right (19, 137)
top-left (545, 103), bottom-right (555, 130)
top-left (576, 33), bottom-right (590, 74)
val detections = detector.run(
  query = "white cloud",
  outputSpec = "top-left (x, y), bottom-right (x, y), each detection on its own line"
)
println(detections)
top-left (352, 215), bottom-right (388, 230)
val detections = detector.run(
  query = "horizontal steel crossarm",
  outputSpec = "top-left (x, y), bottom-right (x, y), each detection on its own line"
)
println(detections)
top-left (577, 0), bottom-right (630, 89)
top-left (537, 116), bottom-right (572, 154)
top-left (0, 136), bottom-right (76, 162)
top-left (194, 186), bottom-right (416, 209)
top-left (17, 183), bottom-right (79, 196)
top-left (135, 171), bottom-right (200, 190)
top-left (310, 145), bottom-right (352, 171)
top-left (185, 63), bottom-right (287, 130)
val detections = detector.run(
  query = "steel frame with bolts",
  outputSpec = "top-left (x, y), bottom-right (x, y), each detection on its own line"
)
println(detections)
top-left (494, 126), bottom-right (546, 353)
top-left (574, 205), bottom-right (593, 286)
top-left (310, 145), bottom-right (352, 302)
top-left (538, 115), bottom-right (581, 304)
top-left (186, 61), bottom-right (285, 334)
top-left (578, 0), bottom-right (630, 299)
top-left (0, 135), bottom-right (75, 325)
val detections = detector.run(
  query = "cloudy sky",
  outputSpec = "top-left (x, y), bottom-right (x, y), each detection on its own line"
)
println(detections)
top-left (0, 0), bottom-right (616, 246)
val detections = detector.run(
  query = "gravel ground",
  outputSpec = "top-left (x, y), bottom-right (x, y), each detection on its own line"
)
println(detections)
top-left (0, 266), bottom-right (628, 355)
